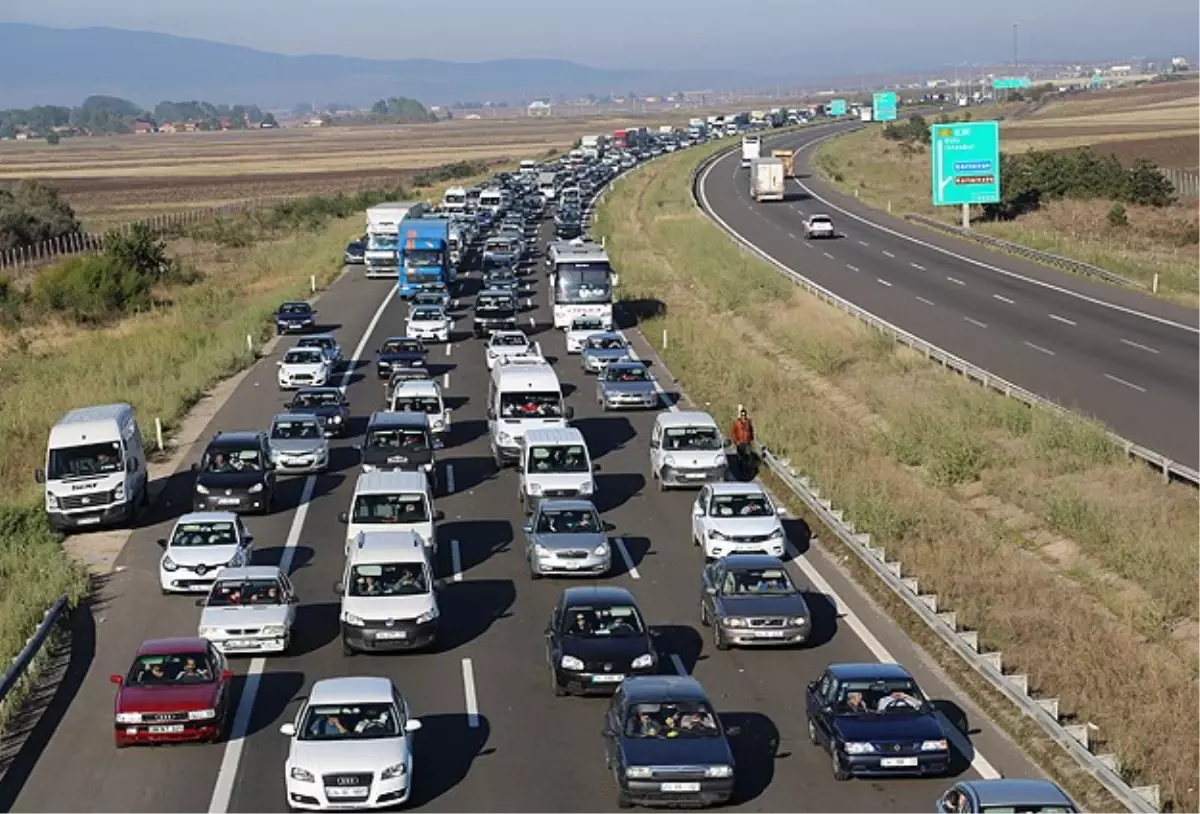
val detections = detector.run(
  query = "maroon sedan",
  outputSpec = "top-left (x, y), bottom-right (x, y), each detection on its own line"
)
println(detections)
top-left (110, 637), bottom-right (234, 747)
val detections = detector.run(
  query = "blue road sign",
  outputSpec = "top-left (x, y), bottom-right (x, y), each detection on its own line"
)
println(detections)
top-left (872, 91), bottom-right (898, 121)
top-left (930, 121), bottom-right (1001, 206)
top-left (830, 99), bottom-right (847, 116)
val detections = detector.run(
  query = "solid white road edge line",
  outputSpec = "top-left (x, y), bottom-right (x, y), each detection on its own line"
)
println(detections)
top-left (613, 536), bottom-right (640, 580)
top-left (462, 658), bottom-right (480, 728)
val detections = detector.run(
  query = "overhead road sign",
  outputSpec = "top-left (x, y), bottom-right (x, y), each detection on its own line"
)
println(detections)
top-left (992, 77), bottom-right (1032, 89)
top-left (872, 91), bottom-right (898, 121)
top-left (930, 121), bottom-right (1001, 206)
top-left (829, 99), bottom-right (847, 116)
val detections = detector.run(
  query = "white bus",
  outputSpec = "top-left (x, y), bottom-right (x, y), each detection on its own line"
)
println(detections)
top-left (546, 239), bottom-right (617, 330)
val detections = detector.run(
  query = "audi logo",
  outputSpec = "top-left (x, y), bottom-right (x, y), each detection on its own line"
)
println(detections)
top-left (335, 777), bottom-right (357, 786)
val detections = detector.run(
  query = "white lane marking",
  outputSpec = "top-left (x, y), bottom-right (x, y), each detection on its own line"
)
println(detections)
top-left (858, 240), bottom-right (870, 247)
top-left (338, 287), bottom-right (394, 391)
top-left (462, 658), bottom-right (480, 728)
top-left (822, 251), bottom-right (835, 259)
top-left (443, 372), bottom-right (450, 389)
top-left (1024, 341), bottom-right (1055, 356)
top-left (209, 476), bottom-right (316, 813)
top-left (451, 539), bottom-right (463, 582)
top-left (1048, 313), bottom-right (1076, 326)
top-left (846, 264), bottom-right (860, 272)
top-left (446, 463), bottom-right (456, 495)
top-left (788, 232), bottom-right (798, 239)
top-left (947, 276), bottom-right (966, 286)
top-left (910, 262), bottom-right (926, 271)
top-left (1120, 338), bottom-right (1160, 354)
top-left (993, 294), bottom-right (1015, 304)
top-left (1104, 373), bottom-right (1146, 393)
top-left (669, 654), bottom-right (688, 676)
top-left (877, 278), bottom-right (892, 287)
top-left (964, 317), bottom-right (988, 328)
top-left (917, 296), bottom-right (936, 306)
top-left (446, 340), bottom-right (453, 356)
top-left (803, 241), bottom-right (813, 248)
top-left (613, 536), bottom-right (641, 580)
top-left (882, 250), bottom-right (896, 258)
top-left (528, 316), bottom-right (536, 327)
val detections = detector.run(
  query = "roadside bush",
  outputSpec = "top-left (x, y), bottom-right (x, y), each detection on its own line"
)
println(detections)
top-left (0, 278), bottom-right (23, 326)
top-left (29, 254), bottom-right (152, 322)
top-left (882, 115), bottom-right (931, 145)
top-left (103, 222), bottom-right (184, 283)
top-left (0, 179), bottom-right (81, 252)
top-left (1106, 202), bottom-right (1129, 228)
top-left (411, 159), bottom-right (490, 187)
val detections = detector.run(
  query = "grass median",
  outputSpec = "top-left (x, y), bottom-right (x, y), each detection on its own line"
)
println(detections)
top-left (594, 143), bottom-right (1199, 811)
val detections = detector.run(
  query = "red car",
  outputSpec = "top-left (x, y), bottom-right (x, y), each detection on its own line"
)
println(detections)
top-left (110, 637), bottom-right (234, 747)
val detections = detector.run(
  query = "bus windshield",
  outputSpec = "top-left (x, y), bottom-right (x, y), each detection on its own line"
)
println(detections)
top-left (554, 264), bottom-right (612, 303)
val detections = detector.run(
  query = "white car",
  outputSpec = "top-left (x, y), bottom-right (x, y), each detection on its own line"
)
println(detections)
top-left (198, 566), bottom-right (297, 654)
top-left (691, 483), bottom-right (788, 560)
top-left (277, 346), bottom-right (334, 390)
top-left (802, 214), bottom-right (836, 239)
top-left (485, 330), bottom-right (540, 370)
top-left (158, 511), bottom-right (254, 594)
top-left (565, 316), bottom-right (607, 354)
top-left (281, 676), bottom-right (423, 810)
top-left (405, 306), bottom-right (452, 343)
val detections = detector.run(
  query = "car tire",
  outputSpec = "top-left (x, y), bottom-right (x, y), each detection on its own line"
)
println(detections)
top-left (551, 666), bottom-right (565, 697)
top-left (713, 623), bottom-right (728, 651)
top-left (341, 640), bottom-right (356, 657)
top-left (807, 717), bottom-right (820, 745)
top-left (657, 471), bottom-right (668, 492)
top-left (616, 786), bottom-right (634, 809)
top-left (699, 601), bottom-right (710, 627)
top-left (832, 749), bottom-right (851, 781)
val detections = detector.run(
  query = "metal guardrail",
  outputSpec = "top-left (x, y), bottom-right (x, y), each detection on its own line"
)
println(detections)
top-left (684, 142), bottom-right (1173, 812)
top-left (903, 213), bottom-right (1145, 289)
top-left (0, 595), bottom-right (70, 710)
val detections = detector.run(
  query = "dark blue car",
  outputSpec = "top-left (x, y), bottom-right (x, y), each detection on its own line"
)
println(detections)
top-left (805, 662), bottom-right (951, 780)
top-left (375, 336), bottom-right (427, 380)
top-left (274, 301), bottom-right (316, 335)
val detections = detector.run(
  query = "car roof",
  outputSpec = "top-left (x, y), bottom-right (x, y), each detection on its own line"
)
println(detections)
top-left (657, 410), bottom-right (718, 428)
top-left (523, 427), bottom-right (585, 445)
top-left (709, 481), bottom-right (767, 496)
top-left (308, 676), bottom-right (396, 705)
top-left (284, 345), bottom-right (324, 354)
top-left (719, 553), bottom-right (788, 570)
top-left (137, 636), bottom-right (211, 655)
top-left (354, 470), bottom-right (429, 494)
top-left (621, 675), bottom-right (710, 704)
top-left (349, 530), bottom-right (429, 565)
top-left (208, 431), bottom-right (264, 448)
top-left (478, 287), bottom-right (516, 297)
top-left (212, 565), bottom-right (285, 581)
top-left (381, 336), bottom-right (423, 346)
top-left (299, 332), bottom-right (336, 341)
top-left (959, 779), bottom-right (1076, 807)
top-left (827, 662), bottom-right (915, 682)
top-left (278, 301), bottom-right (310, 308)
top-left (174, 511), bottom-right (240, 526)
top-left (536, 498), bottom-right (599, 513)
top-left (392, 380), bottom-right (440, 395)
top-left (606, 360), bottom-right (647, 370)
top-left (586, 332), bottom-right (625, 342)
top-left (367, 410), bottom-right (429, 429)
top-left (272, 412), bottom-right (321, 424)
top-left (561, 584), bottom-right (637, 606)
top-left (490, 330), bottom-right (528, 339)
top-left (294, 386), bottom-right (343, 396)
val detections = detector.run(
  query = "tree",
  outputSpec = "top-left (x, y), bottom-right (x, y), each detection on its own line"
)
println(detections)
top-left (45, 132), bottom-right (60, 145)
top-left (0, 180), bottom-right (81, 251)
top-left (363, 97), bottom-right (435, 123)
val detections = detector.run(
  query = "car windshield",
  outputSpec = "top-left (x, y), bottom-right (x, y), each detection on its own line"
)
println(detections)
top-left (353, 493), bottom-right (429, 526)
top-left (349, 562), bottom-right (429, 597)
top-left (272, 419), bottom-right (321, 439)
top-left (528, 444), bottom-right (588, 473)
top-left (299, 703), bottom-right (401, 741)
top-left (571, 319), bottom-right (604, 332)
top-left (279, 303), bottom-right (310, 315)
top-left (721, 567), bottom-right (795, 595)
top-left (381, 340), bottom-right (422, 355)
top-left (170, 520), bottom-right (237, 547)
top-left (478, 294), bottom-right (515, 311)
top-left (391, 395), bottom-right (442, 414)
top-left (485, 240), bottom-right (513, 251)
top-left (624, 700), bottom-right (720, 738)
top-left (284, 349), bottom-right (323, 365)
top-left (563, 604), bottom-right (644, 637)
top-left (365, 428), bottom-right (428, 452)
top-left (536, 507), bottom-right (599, 534)
top-left (710, 492), bottom-right (772, 517)
top-left (415, 294), bottom-right (444, 305)
top-left (499, 391), bottom-right (563, 418)
top-left (47, 441), bottom-right (124, 480)
top-left (298, 338), bottom-right (333, 350)
top-left (127, 652), bottom-right (216, 686)
top-left (587, 336), bottom-right (626, 351)
top-left (492, 334), bottom-right (528, 347)
top-left (292, 390), bottom-right (341, 408)
top-left (412, 309), bottom-right (442, 321)
top-left (606, 365), bottom-right (649, 382)
top-left (663, 426), bottom-right (721, 451)
top-left (811, 216), bottom-right (832, 225)
top-left (207, 578), bottom-right (284, 606)
top-left (838, 679), bottom-right (929, 715)
top-left (202, 447), bottom-right (263, 473)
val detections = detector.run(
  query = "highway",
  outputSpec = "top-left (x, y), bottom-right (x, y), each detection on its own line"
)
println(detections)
top-left (3, 181), bottom-right (1040, 813)
top-left (699, 123), bottom-right (1200, 470)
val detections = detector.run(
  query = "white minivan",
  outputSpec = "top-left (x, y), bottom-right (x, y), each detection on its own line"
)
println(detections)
top-left (36, 402), bottom-right (149, 532)
top-left (339, 471), bottom-right (443, 556)
top-left (519, 427), bottom-right (597, 515)
top-left (487, 358), bottom-right (573, 468)
top-left (478, 188), bottom-right (504, 215)
top-left (337, 530), bottom-right (440, 654)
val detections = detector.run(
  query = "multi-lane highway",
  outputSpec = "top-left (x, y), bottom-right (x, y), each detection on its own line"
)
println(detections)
top-left (5, 178), bottom-right (1041, 813)
top-left (699, 123), bottom-right (1200, 470)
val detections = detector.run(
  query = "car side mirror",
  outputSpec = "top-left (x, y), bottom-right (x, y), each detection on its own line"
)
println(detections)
top-left (156, 538), bottom-right (168, 548)
top-left (221, 669), bottom-right (234, 681)
top-left (522, 523), bottom-right (533, 533)
top-left (486, 408), bottom-right (496, 420)
top-left (289, 595), bottom-right (300, 605)
top-left (195, 598), bottom-right (206, 607)
top-left (190, 462), bottom-right (199, 472)
top-left (649, 440), bottom-right (658, 450)
top-left (109, 674), bottom-right (123, 685)
top-left (34, 468), bottom-right (46, 484)
top-left (352, 444), bottom-right (362, 452)
top-left (333, 582), bottom-right (344, 596)
top-left (693, 505), bottom-right (705, 517)
top-left (433, 439), bottom-right (445, 450)
top-left (433, 578), bottom-right (446, 590)
top-left (603, 521), bottom-right (616, 532)
top-left (279, 722), bottom-right (296, 737)
top-left (434, 510), bottom-right (445, 522)
top-left (820, 704), bottom-right (833, 716)
top-left (276, 361), bottom-right (283, 367)
top-left (405, 719), bottom-right (423, 733)
top-left (564, 406), bottom-right (575, 420)
top-left (283, 401), bottom-right (294, 409)
top-left (705, 586), bottom-right (717, 595)
top-left (592, 462), bottom-right (601, 471)
top-left (725, 725), bottom-right (742, 737)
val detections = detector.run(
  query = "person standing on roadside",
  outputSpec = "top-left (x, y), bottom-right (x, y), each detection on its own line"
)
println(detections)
top-left (730, 406), bottom-right (755, 480)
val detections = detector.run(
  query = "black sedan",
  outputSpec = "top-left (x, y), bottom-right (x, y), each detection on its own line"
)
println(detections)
top-left (285, 387), bottom-right (351, 437)
top-left (375, 337), bottom-right (428, 380)
top-left (546, 586), bottom-right (657, 695)
top-left (274, 301), bottom-right (316, 335)
top-left (700, 555), bottom-right (811, 649)
top-left (602, 675), bottom-right (736, 809)
top-left (343, 240), bottom-right (366, 265)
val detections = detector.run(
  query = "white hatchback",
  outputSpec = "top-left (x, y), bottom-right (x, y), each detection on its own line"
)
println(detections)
top-left (158, 511), bottom-right (254, 594)
top-left (405, 306), bottom-right (452, 343)
top-left (278, 346), bottom-right (333, 390)
top-left (691, 483), bottom-right (788, 560)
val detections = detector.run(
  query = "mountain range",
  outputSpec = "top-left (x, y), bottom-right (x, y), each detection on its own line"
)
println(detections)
top-left (0, 23), bottom-right (770, 109)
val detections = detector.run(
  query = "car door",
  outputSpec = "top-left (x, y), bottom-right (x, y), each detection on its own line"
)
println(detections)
top-left (692, 486), bottom-right (710, 542)
top-left (544, 603), bottom-right (562, 665)
top-left (807, 670), bottom-right (838, 747)
top-left (281, 575), bottom-right (298, 628)
top-left (260, 436), bottom-right (277, 494)
top-left (236, 517), bottom-right (255, 561)
top-left (649, 420), bottom-right (662, 473)
top-left (209, 643), bottom-right (232, 715)
top-left (602, 691), bottom-right (625, 771)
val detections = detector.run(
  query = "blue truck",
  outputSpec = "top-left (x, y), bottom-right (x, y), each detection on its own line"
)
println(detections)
top-left (397, 218), bottom-right (452, 298)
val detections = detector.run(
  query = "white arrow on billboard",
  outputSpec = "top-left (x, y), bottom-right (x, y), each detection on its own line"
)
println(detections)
top-left (936, 137), bottom-right (954, 199)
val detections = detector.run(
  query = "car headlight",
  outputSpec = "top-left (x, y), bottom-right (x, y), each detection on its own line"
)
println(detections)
top-left (115, 712), bottom-right (141, 724)
top-left (631, 653), bottom-right (654, 670)
top-left (290, 767), bottom-right (315, 783)
top-left (921, 739), bottom-right (948, 752)
top-left (46, 493), bottom-right (60, 510)
top-left (498, 432), bottom-right (513, 445)
top-left (723, 617), bottom-right (748, 627)
top-left (226, 554), bottom-right (243, 566)
top-left (113, 484), bottom-right (125, 501)
top-left (342, 612), bottom-right (365, 626)
top-left (527, 483), bottom-right (543, 496)
top-left (625, 766), bottom-right (653, 779)
top-left (712, 455), bottom-right (727, 468)
top-left (248, 483), bottom-right (264, 493)
top-left (706, 765), bottom-right (733, 778)
top-left (162, 556), bottom-right (178, 572)
top-left (708, 529), bottom-right (729, 541)
top-left (188, 709), bottom-right (216, 720)
top-left (195, 483), bottom-right (210, 494)
top-left (843, 741), bottom-right (876, 754)
top-left (769, 527), bottom-right (784, 539)
top-left (199, 626), bottom-right (220, 638)
top-left (578, 482), bottom-right (594, 495)
top-left (788, 616), bottom-right (809, 627)
top-left (415, 608), bottom-right (439, 624)
top-left (380, 763), bottom-right (407, 780)
top-left (421, 462), bottom-right (433, 472)
top-left (560, 655), bottom-right (584, 671)
top-left (261, 625), bottom-right (287, 637)
top-left (593, 542), bottom-right (610, 556)
top-left (663, 455), bottom-right (676, 467)
top-left (329, 415), bottom-right (343, 424)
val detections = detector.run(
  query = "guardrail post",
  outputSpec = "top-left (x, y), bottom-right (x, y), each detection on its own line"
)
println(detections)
top-left (246, 334), bottom-right (254, 354)
top-left (1151, 274), bottom-right (1159, 294)
top-left (155, 417), bottom-right (164, 452)
top-left (311, 274), bottom-right (317, 293)
top-left (662, 329), bottom-right (668, 350)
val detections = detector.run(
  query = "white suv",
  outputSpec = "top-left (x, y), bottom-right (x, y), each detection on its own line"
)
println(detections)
top-left (691, 483), bottom-right (788, 560)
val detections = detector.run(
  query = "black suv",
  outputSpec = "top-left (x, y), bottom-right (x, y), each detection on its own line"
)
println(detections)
top-left (192, 431), bottom-right (276, 514)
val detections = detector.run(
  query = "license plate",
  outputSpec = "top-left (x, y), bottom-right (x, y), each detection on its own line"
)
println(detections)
top-left (684, 473), bottom-right (708, 479)
top-left (148, 724), bottom-right (185, 733)
top-left (375, 630), bottom-right (408, 640)
top-left (225, 639), bottom-right (259, 649)
top-left (592, 674), bottom-right (624, 683)
top-left (661, 782), bottom-right (700, 793)
top-left (562, 561), bottom-right (583, 569)
top-left (325, 787), bottom-right (368, 799)
top-left (217, 498), bottom-right (240, 505)
top-left (880, 757), bottom-right (919, 768)
top-left (755, 630), bottom-right (786, 638)
top-left (75, 516), bottom-right (102, 525)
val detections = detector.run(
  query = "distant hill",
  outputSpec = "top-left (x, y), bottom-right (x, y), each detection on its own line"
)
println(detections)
top-left (0, 23), bottom-right (766, 108)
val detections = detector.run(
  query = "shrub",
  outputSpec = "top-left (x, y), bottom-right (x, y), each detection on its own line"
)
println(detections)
top-left (102, 222), bottom-right (181, 283)
top-left (0, 179), bottom-right (81, 252)
top-left (29, 254), bottom-right (152, 322)
top-left (1106, 202), bottom-right (1129, 228)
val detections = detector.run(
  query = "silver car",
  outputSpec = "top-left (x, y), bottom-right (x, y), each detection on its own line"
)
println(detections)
top-left (267, 413), bottom-right (330, 474)
top-left (523, 499), bottom-right (613, 578)
top-left (580, 332), bottom-right (632, 374)
top-left (701, 554), bottom-right (811, 650)
top-left (597, 360), bottom-right (659, 410)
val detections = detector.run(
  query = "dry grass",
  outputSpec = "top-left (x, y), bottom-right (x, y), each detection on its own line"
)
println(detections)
top-left (595, 144), bottom-right (1200, 811)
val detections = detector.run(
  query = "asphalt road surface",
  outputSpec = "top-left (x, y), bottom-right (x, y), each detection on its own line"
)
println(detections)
top-left (700, 123), bottom-right (1200, 470)
top-left (4, 195), bottom-right (1040, 813)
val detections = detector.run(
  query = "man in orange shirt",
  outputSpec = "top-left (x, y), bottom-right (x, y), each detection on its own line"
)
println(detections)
top-left (730, 406), bottom-right (755, 480)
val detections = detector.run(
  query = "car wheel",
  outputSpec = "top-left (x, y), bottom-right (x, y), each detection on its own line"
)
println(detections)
top-left (657, 471), bottom-right (668, 492)
top-left (616, 786), bottom-right (634, 809)
top-left (832, 748), bottom-right (851, 781)
top-left (341, 640), bottom-right (356, 657)
top-left (713, 622), bottom-right (728, 651)
top-left (699, 601), bottom-right (710, 627)
top-left (551, 666), bottom-right (565, 697)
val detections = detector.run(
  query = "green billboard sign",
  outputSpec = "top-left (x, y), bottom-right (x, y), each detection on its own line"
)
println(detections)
top-left (991, 77), bottom-right (1032, 90)
top-left (829, 99), bottom-right (847, 116)
top-left (930, 121), bottom-right (1001, 206)
top-left (872, 91), bottom-right (898, 121)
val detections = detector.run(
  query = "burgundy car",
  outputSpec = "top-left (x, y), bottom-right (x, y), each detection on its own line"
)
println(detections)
top-left (110, 637), bottom-right (233, 747)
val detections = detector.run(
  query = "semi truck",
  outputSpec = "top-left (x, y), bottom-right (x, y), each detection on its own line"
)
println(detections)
top-left (771, 149), bottom-right (795, 177)
top-left (397, 218), bottom-right (450, 297)
top-left (365, 202), bottom-right (428, 278)
top-left (749, 157), bottom-right (785, 202)
top-left (740, 135), bottom-right (762, 168)
top-left (580, 134), bottom-right (602, 158)
top-left (860, 107), bottom-right (873, 122)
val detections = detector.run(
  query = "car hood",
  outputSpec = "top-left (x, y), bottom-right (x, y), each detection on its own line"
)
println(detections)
top-left (165, 544), bottom-right (241, 568)
top-left (378, 352), bottom-right (425, 365)
top-left (660, 449), bottom-right (725, 469)
top-left (832, 712), bottom-right (945, 743)
top-left (583, 348), bottom-right (630, 360)
top-left (200, 604), bottom-right (291, 628)
top-left (288, 736), bottom-right (410, 773)
top-left (561, 633), bottom-right (652, 663)
top-left (707, 516), bottom-right (783, 536)
top-left (620, 734), bottom-right (733, 768)
top-left (118, 683), bottom-right (220, 713)
top-left (408, 319), bottom-right (447, 328)
top-left (281, 362), bottom-right (326, 373)
top-left (715, 594), bottom-right (809, 618)
top-left (530, 531), bottom-right (606, 550)
top-left (196, 471), bottom-right (266, 491)
top-left (270, 439), bottom-right (328, 455)
top-left (602, 380), bottom-right (655, 395)
top-left (277, 313), bottom-right (313, 322)
top-left (342, 593), bottom-right (436, 621)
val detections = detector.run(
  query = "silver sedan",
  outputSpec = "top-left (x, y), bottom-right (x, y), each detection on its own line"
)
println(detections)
top-left (523, 499), bottom-right (614, 578)
top-left (596, 360), bottom-right (659, 410)
top-left (267, 413), bottom-right (330, 474)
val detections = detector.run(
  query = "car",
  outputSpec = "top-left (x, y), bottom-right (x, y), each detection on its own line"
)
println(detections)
top-left (597, 360), bottom-right (659, 410)
top-left (649, 411), bottom-right (728, 490)
top-left (275, 301), bottom-right (317, 334)
top-left (473, 289), bottom-right (518, 337)
top-left (285, 387), bottom-right (351, 438)
top-left (482, 236), bottom-right (519, 268)
top-left (388, 378), bottom-right (450, 435)
top-left (384, 366), bottom-right (432, 403)
top-left (358, 411), bottom-right (440, 491)
top-left (691, 482), bottom-right (788, 560)
top-left (937, 779), bottom-right (1079, 813)
top-left (375, 337), bottom-right (427, 380)
top-left (192, 431), bottom-right (276, 514)
top-left (483, 266), bottom-right (521, 292)
top-left (546, 586), bottom-right (657, 695)
top-left (523, 499), bottom-right (613, 578)
top-left (802, 214), bottom-right (836, 239)
top-left (158, 511), bottom-right (254, 594)
top-left (197, 566), bottom-right (298, 654)
top-left (411, 289), bottom-right (450, 311)
top-left (699, 554), bottom-right (811, 649)
top-left (343, 241), bottom-right (366, 265)
top-left (805, 662), bottom-right (951, 780)
top-left (277, 346), bottom-right (334, 390)
top-left (485, 329), bottom-right (540, 370)
top-left (581, 332), bottom-right (632, 373)
top-left (405, 305), bottom-right (452, 343)
top-left (338, 530), bottom-right (441, 653)
top-left (267, 413), bottom-right (330, 474)
top-left (280, 676), bottom-right (423, 810)
top-left (296, 333), bottom-right (344, 367)
top-left (110, 637), bottom-right (234, 747)
top-left (602, 675), bottom-right (736, 809)
top-left (565, 316), bottom-right (607, 353)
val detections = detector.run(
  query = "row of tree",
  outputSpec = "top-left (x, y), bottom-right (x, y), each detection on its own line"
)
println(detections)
top-left (0, 96), bottom-right (276, 139)
top-left (333, 97), bottom-right (437, 124)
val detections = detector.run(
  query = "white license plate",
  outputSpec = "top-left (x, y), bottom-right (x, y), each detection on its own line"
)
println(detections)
top-left (326, 787), bottom-right (368, 799)
top-left (375, 630), bottom-right (408, 640)
top-left (217, 498), bottom-right (240, 505)
top-left (880, 757), bottom-right (919, 768)
top-left (684, 473), bottom-right (708, 479)
top-left (148, 724), bottom-right (185, 733)
top-left (592, 674), bottom-right (624, 683)
top-left (562, 561), bottom-right (584, 569)
top-left (75, 516), bottom-right (102, 525)
top-left (285, 458), bottom-right (311, 465)
top-left (661, 782), bottom-right (701, 793)
top-left (224, 639), bottom-right (261, 649)
top-left (754, 630), bottom-right (786, 638)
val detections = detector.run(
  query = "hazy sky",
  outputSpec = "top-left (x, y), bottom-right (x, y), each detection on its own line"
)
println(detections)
top-left (4, 0), bottom-right (1197, 74)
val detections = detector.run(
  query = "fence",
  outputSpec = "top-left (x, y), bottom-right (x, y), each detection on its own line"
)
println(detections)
top-left (0, 596), bottom-right (70, 717)
top-left (688, 139), bottom-right (1176, 812)
top-left (1161, 167), bottom-right (1199, 199)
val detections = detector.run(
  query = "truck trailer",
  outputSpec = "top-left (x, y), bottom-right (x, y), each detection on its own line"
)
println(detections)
top-left (749, 157), bottom-right (785, 202)
top-left (365, 201), bottom-right (428, 278)
top-left (771, 149), bottom-right (795, 177)
top-left (397, 218), bottom-right (450, 297)
top-left (740, 135), bottom-right (762, 168)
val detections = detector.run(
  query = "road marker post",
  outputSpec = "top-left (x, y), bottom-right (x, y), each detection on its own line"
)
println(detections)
top-left (155, 417), bottom-right (164, 451)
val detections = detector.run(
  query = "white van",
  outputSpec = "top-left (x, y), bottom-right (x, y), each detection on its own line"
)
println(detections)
top-left (519, 159), bottom-right (538, 176)
top-left (36, 402), bottom-right (149, 532)
top-left (337, 530), bottom-right (440, 653)
top-left (649, 410), bottom-right (728, 489)
top-left (519, 427), bottom-right (597, 514)
top-left (339, 471), bottom-right (443, 556)
top-left (538, 172), bottom-right (557, 201)
top-left (478, 188), bottom-right (504, 215)
top-left (389, 379), bottom-right (451, 436)
top-left (487, 357), bottom-right (573, 468)
top-left (442, 186), bottom-right (467, 213)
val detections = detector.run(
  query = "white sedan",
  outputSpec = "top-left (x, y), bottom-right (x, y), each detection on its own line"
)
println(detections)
top-left (802, 214), bottom-right (836, 239)
top-left (485, 330), bottom-right (540, 370)
top-left (282, 676), bottom-right (423, 810)
top-left (277, 347), bottom-right (334, 390)
top-left (565, 316), bottom-right (607, 354)
top-left (198, 566), bottom-right (297, 654)
top-left (405, 306), bottom-right (452, 343)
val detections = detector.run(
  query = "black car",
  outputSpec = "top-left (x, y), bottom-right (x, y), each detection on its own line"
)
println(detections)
top-left (191, 431), bottom-right (276, 514)
top-left (343, 240), bottom-right (366, 265)
top-left (274, 301), bottom-right (316, 334)
top-left (357, 411), bottom-right (439, 489)
top-left (546, 586), bottom-right (657, 696)
top-left (473, 289), bottom-right (518, 337)
top-left (805, 662), bottom-right (951, 780)
top-left (483, 266), bottom-right (521, 293)
top-left (375, 336), bottom-right (428, 380)
top-left (555, 211), bottom-right (584, 240)
top-left (602, 676), bottom-right (736, 809)
top-left (285, 387), bottom-right (351, 437)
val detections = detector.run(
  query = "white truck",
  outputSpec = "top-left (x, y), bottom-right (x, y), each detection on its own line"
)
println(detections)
top-left (749, 157), bottom-right (785, 202)
top-left (365, 201), bottom-right (427, 278)
top-left (740, 135), bottom-right (761, 168)
top-left (580, 135), bottom-right (602, 159)
top-left (860, 107), bottom-right (873, 122)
